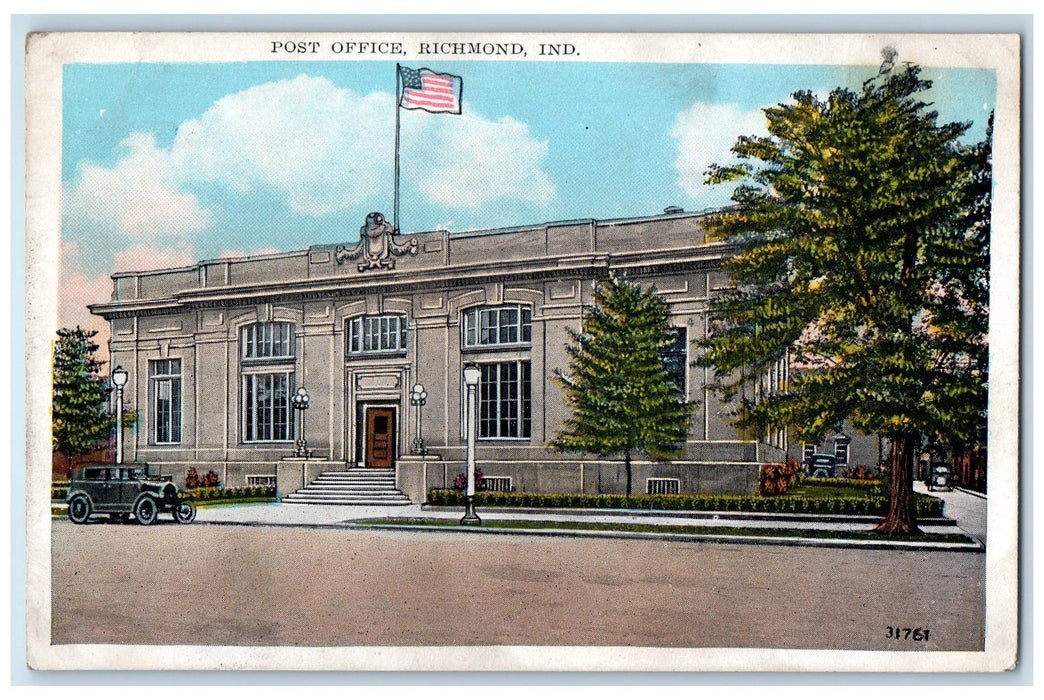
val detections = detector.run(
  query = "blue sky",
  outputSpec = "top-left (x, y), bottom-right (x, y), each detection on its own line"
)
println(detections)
top-left (60, 59), bottom-right (996, 345)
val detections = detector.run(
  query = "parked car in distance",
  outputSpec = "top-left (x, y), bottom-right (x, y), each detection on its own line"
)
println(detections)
top-left (65, 463), bottom-right (196, 525)
top-left (806, 453), bottom-right (837, 479)
top-left (927, 463), bottom-right (955, 492)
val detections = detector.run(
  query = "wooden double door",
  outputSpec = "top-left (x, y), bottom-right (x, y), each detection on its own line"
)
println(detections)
top-left (364, 407), bottom-right (396, 469)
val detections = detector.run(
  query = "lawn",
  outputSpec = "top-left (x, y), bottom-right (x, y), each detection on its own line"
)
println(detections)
top-left (784, 479), bottom-right (880, 499)
top-left (356, 517), bottom-right (974, 544)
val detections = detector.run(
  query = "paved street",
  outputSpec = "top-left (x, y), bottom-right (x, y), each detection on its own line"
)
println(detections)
top-left (51, 518), bottom-right (984, 650)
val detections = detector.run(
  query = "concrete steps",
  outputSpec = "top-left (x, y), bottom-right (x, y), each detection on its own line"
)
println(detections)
top-left (282, 469), bottom-right (411, 506)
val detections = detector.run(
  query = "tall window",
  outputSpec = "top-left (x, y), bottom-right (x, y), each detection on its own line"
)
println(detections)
top-left (241, 321), bottom-right (294, 360)
top-left (834, 437), bottom-right (851, 467)
top-left (463, 305), bottom-right (532, 349)
top-left (241, 322), bottom-right (296, 443)
top-left (661, 327), bottom-right (687, 396)
top-left (243, 371), bottom-right (294, 442)
top-left (348, 315), bottom-right (408, 355)
top-left (149, 359), bottom-right (181, 444)
top-left (478, 361), bottom-right (532, 439)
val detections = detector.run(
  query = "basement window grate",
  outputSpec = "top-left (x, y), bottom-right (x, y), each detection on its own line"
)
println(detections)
top-left (483, 476), bottom-right (513, 493)
top-left (246, 475), bottom-right (277, 487)
top-left (647, 478), bottom-right (680, 495)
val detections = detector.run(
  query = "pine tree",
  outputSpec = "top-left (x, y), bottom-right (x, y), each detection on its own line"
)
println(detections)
top-left (550, 277), bottom-right (692, 495)
top-left (699, 64), bottom-right (987, 535)
top-left (52, 326), bottom-right (114, 474)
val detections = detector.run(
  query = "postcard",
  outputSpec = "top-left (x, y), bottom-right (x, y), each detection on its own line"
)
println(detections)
top-left (24, 31), bottom-right (1020, 673)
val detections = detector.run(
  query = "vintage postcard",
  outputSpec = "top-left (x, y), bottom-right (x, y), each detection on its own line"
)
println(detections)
top-left (24, 31), bottom-right (1020, 673)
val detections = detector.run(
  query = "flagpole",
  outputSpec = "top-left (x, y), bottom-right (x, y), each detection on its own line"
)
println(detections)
top-left (393, 63), bottom-right (401, 234)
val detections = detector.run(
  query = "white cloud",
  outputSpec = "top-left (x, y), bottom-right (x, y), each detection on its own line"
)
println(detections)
top-left (63, 133), bottom-right (213, 239)
top-left (170, 75), bottom-right (394, 217)
top-left (672, 101), bottom-right (768, 201)
top-left (64, 74), bottom-right (557, 237)
top-left (405, 113), bottom-right (556, 210)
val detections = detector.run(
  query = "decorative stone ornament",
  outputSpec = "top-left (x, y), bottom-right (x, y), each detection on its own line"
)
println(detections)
top-left (335, 212), bottom-right (419, 272)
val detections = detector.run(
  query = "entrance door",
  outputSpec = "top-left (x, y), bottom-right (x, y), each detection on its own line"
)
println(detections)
top-left (365, 407), bottom-right (395, 469)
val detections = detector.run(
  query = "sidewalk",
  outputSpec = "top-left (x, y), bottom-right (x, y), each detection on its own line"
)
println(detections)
top-left (187, 498), bottom-right (983, 551)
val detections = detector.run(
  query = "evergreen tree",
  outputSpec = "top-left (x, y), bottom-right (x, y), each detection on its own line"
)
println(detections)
top-left (550, 276), bottom-right (692, 495)
top-left (52, 326), bottom-right (114, 474)
top-left (700, 65), bottom-right (987, 535)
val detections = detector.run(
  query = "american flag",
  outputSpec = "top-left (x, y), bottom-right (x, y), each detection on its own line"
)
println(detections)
top-left (398, 66), bottom-right (462, 114)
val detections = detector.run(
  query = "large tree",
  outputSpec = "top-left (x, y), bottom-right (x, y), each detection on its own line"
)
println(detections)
top-left (550, 276), bottom-right (692, 495)
top-left (52, 326), bottom-right (115, 474)
top-left (700, 65), bottom-right (988, 534)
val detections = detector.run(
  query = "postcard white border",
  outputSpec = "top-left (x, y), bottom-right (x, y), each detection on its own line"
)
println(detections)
top-left (23, 30), bottom-right (1022, 673)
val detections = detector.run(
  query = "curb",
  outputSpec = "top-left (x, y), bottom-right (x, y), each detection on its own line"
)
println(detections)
top-left (344, 522), bottom-right (985, 552)
top-left (421, 504), bottom-right (956, 526)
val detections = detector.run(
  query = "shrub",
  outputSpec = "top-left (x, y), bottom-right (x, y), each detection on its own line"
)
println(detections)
top-left (842, 465), bottom-right (876, 480)
top-left (759, 461), bottom-right (801, 496)
top-left (452, 468), bottom-right (485, 491)
top-left (184, 485), bottom-right (276, 502)
top-left (425, 488), bottom-right (946, 518)
top-left (185, 467), bottom-right (202, 489)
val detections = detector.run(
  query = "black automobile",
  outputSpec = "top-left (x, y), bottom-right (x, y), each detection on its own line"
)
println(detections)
top-left (806, 453), bottom-right (837, 479)
top-left (65, 463), bottom-right (196, 525)
top-left (927, 463), bottom-right (955, 492)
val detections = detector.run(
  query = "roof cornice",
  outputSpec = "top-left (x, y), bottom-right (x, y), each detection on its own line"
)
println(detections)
top-left (89, 243), bottom-right (737, 320)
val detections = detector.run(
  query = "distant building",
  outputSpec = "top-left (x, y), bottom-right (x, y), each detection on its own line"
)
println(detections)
top-left (89, 209), bottom-right (791, 503)
top-left (788, 420), bottom-right (887, 476)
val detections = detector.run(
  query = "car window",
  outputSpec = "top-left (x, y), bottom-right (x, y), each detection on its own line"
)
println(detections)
top-left (83, 468), bottom-right (103, 481)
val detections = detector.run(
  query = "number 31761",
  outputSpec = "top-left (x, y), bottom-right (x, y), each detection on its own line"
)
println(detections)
top-left (886, 627), bottom-right (930, 641)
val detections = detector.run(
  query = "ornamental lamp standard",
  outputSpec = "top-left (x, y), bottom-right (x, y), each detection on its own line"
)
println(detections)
top-left (461, 363), bottom-right (481, 525)
top-left (292, 387), bottom-right (311, 458)
top-left (410, 383), bottom-right (428, 455)
top-left (110, 366), bottom-right (129, 464)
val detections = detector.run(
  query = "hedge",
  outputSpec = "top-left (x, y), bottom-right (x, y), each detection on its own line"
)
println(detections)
top-left (183, 486), bottom-right (276, 502)
top-left (426, 489), bottom-right (944, 518)
top-left (50, 482), bottom-right (276, 503)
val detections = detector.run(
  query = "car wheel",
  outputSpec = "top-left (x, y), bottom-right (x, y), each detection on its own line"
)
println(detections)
top-left (173, 502), bottom-right (196, 524)
top-left (68, 495), bottom-right (91, 524)
top-left (134, 497), bottom-right (158, 526)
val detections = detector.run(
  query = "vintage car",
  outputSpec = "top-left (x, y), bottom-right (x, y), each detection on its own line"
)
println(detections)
top-left (65, 463), bottom-right (196, 525)
top-left (805, 453), bottom-right (837, 479)
top-left (927, 463), bottom-right (955, 492)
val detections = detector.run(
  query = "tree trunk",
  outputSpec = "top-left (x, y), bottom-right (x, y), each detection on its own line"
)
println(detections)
top-left (625, 450), bottom-right (632, 497)
top-left (874, 435), bottom-right (921, 535)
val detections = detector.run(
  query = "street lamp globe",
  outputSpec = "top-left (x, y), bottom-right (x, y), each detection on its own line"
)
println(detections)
top-left (111, 366), bottom-right (129, 465)
top-left (463, 363), bottom-right (481, 388)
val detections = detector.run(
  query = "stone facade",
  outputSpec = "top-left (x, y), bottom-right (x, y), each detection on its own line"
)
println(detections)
top-left (89, 210), bottom-right (790, 501)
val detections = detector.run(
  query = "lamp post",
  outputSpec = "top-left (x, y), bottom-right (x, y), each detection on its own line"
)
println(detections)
top-left (410, 383), bottom-right (428, 455)
top-left (292, 387), bottom-right (311, 458)
top-left (461, 363), bottom-right (481, 525)
top-left (110, 365), bottom-right (129, 464)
